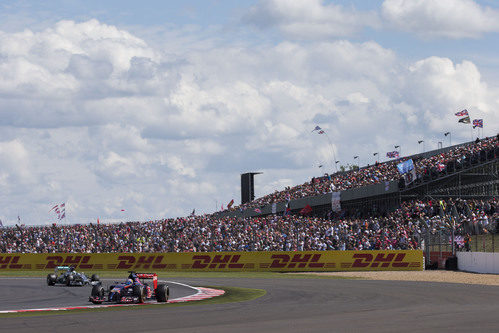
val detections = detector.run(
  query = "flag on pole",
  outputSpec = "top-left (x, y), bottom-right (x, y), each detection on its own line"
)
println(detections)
top-left (458, 116), bottom-right (471, 124)
top-left (190, 209), bottom-right (195, 216)
top-left (386, 151), bottom-right (399, 158)
top-left (318, 130), bottom-right (325, 134)
top-left (227, 199), bottom-right (234, 209)
top-left (311, 126), bottom-right (322, 132)
top-left (59, 203), bottom-right (66, 220)
top-left (455, 109), bottom-right (468, 117)
top-left (50, 203), bottom-right (66, 220)
top-left (472, 119), bottom-right (483, 128)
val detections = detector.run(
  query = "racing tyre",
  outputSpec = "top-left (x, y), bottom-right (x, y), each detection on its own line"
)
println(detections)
top-left (66, 274), bottom-right (74, 286)
top-left (91, 285), bottom-right (105, 304)
top-left (91, 274), bottom-right (100, 282)
top-left (46, 273), bottom-right (57, 286)
top-left (155, 284), bottom-right (169, 302)
top-left (113, 291), bottom-right (121, 304)
top-left (133, 285), bottom-right (146, 303)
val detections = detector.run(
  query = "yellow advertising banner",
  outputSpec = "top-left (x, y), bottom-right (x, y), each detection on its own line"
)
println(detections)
top-left (0, 250), bottom-right (423, 271)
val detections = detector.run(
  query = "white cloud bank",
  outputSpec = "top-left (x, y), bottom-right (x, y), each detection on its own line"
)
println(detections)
top-left (244, 0), bottom-right (499, 40)
top-left (244, 0), bottom-right (379, 39)
top-left (0, 19), bottom-right (497, 225)
top-left (382, 0), bottom-right (499, 39)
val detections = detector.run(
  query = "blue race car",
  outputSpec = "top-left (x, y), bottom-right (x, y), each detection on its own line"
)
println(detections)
top-left (89, 272), bottom-right (169, 304)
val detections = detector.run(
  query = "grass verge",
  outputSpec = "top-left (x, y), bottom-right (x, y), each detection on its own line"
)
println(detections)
top-left (0, 286), bottom-right (266, 318)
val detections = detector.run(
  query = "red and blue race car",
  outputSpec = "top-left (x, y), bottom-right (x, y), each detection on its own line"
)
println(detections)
top-left (89, 272), bottom-right (169, 304)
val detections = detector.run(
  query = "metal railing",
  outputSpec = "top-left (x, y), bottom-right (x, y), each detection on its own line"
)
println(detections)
top-left (423, 220), bottom-right (498, 268)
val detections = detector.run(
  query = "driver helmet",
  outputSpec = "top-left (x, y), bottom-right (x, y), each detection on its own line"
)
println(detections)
top-left (125, 278), bottom-right (133, 285)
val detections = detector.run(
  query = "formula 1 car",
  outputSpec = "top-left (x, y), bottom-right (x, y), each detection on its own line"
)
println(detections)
top-left (46, 266), bottom-right (100, 287)
top-left (89, 272), bottom-right (169, 304)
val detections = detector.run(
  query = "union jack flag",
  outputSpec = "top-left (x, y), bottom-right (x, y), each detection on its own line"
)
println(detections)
top-left (472, 119), bottom-right (483, 128)
top-left (455, 109), bottom-right (468, 117)
top-left (318, 130), bottom-right (324, 134)
top-left (49, 203), bottom-right (66, 220)
top-left (386, 151), bottom-right (399, 158)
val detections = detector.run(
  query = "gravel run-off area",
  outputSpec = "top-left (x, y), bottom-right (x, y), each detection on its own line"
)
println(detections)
top-left (296, 271), bottom-right (499, 286)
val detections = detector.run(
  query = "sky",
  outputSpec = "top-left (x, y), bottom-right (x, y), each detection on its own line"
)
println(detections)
top-left (0, 0), bottom-right (498, 225)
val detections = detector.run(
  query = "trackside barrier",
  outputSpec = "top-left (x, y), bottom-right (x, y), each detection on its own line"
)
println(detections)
top-left (0, 250), bottom-right (423, 272)
top-left (457, 252), bottom-right (499, 274)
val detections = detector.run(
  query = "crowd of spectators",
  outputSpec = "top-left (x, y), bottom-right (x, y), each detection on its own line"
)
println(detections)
top-left (1, 198), bottom-right (496, 254)
top-left (233, 136), bottom-right (498, 211)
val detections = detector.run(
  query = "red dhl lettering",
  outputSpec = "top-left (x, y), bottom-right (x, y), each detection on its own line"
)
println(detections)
top-left (0, 255), bottom-right (22, 269)
top-left (117, 255), bottom-right (135, 269)
top-left (351, 252), bottom-right (410, 268)
top-left (269, 253), bottom-right (325, 269)
top-left (45, 255), bottom-right (63, 269)
top-left (116, 255), bottom-right (167, 269)
top-left (392, 253), bottom-right (409, 267)
top-left (45, 255), bottom-right (94, 269)
top-left (192, 254), bottom-right (244, 269)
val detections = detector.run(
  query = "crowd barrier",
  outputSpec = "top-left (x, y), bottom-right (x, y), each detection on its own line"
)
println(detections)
top-left (457, 252), bottom-right (499, 274)
top-left (0, 250), bottom-right (423, 272)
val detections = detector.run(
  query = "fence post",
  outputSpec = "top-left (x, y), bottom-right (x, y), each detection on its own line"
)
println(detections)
top-left (493, 225), bottom-right (495, 253)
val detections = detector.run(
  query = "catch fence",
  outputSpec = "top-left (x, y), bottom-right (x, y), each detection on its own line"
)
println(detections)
top-left (424, 220), bottom-right (498, 267)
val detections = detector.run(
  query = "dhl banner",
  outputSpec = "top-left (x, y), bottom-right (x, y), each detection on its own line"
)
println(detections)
top-left (0, 250), bottom-right (423, 271)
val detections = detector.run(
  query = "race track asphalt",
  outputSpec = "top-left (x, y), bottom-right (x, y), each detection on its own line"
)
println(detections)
top-left (0, 276), bottom-right (498, 333)
top-left (0, 277), bottom-right (196, 311)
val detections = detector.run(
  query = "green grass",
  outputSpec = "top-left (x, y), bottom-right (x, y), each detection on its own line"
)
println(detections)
top-left (0, 270), bottom-right (352, 280)
top-left (0, 286), bottom-right (266, 318)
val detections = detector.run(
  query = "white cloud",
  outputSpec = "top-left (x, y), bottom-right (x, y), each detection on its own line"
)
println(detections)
top-left (0, 140), bottom-right (32, 184)
top-left (244, 0), bottom-right (379, 39)
top-left (0, 19), bottom-right (497, 225)
top-left (404, 56), bottom-right (494, 131)
top-left (382, 0), bottom-right (499, 39)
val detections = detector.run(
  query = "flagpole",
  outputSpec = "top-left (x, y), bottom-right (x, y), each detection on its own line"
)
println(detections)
top-left (322, 132), bottom-right (338, 173)
top-left (312, 126), bottom-right (338, 173)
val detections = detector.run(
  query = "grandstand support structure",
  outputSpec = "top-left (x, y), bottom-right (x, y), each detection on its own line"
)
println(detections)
top-left (400, 158), bottom-right (498, 200)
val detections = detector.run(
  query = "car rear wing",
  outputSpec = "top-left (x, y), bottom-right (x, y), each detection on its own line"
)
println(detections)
top-left (55, 266), bottom-right (72, 271)
top-left (132, 272), bottom-right (158, 289)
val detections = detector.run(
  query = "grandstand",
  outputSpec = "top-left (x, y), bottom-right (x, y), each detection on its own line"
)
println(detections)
top-left (218, 135), bottom-right (498, 219)
top-left (0, 136), bottom-right (497, 264)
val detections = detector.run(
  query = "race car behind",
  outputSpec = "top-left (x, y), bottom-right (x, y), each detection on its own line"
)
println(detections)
top-left (46, 266), bottom-right (100, 286)
top-left (89, 272), bottom-right (169, 304)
